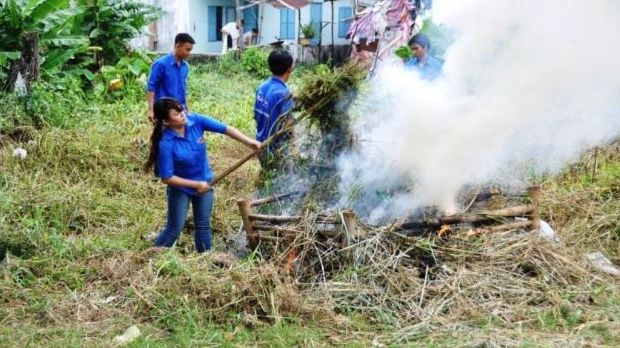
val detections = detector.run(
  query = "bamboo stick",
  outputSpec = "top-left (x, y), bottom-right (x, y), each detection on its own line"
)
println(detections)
top-left (210, 111), bottom-right (293, 186)
top-left (254, 235), bottom-right (294, 242)
top-left (211, 97), bottom-right (331, 186)
top-left (250, 191), bottom-right (302, 207)
top-left (252, 224), bottom-right (303, 234)
top-left (398, 204), bottom-right (535, 230)
top-left (319, 230), bottom-right (339, 238)
top-left (252, 224), bottom-right (338, 238)
top-left (211, 151), bottom-right (259, 186)
top-left (445, 204), bottom-right (534, 223)
top-left (248, 214), bottom-right (302, 223)
top-left (467, 220), bottom-right (534, 236)
top-left (237, 199), bottom-right (258, 250)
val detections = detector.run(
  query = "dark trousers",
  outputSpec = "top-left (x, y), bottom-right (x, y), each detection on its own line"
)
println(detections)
top-left (155, 187), bottom-right (215, 252)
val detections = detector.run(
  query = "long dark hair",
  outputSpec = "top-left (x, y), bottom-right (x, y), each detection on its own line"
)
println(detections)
top-left (144, 98), bottom-right (184, 172)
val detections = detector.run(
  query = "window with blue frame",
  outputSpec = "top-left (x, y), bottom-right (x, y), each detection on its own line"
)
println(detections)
top-left (208, 6), bottom-right (237, 42)
top-left (225, 6), bottom-right (236, 24)
top-left (280, 8), bottom-right (295, 39)
top-left (243, 5), bottom-right (259, 33)
top-left (338, 6), bottom-right (352, 38)
top-left (208, 6), bottom-right (223, 41)
top-left (310, 3), bottom-right (322, 44)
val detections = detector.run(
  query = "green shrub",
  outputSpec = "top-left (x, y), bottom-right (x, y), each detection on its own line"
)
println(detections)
top-left (240, 47), bottom-right (271, 79)
top-left (0, 93), bottom-right (32, 133)
top-left (92, 50), bottom-right (154, 97)
top-left (216, 51), bottom-right (243, 76)
top-left (26, 79), bottom-right (89, 128)
top-left (217, 47), bottom-right (271, 79)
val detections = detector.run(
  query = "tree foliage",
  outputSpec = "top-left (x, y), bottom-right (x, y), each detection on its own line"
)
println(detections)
top-left (74, 0), bottom-right (163, 67)
top-left (0, 0), bottom-right (89, 76)
top-left (0, 0), bottom-right (163, 89)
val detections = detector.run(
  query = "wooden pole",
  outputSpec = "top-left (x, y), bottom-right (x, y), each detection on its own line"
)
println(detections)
top-left (236, 0), bottom-right (242, 50)
top-left (252, 225), bottom-right (303, 233)
top-left (331, 0), bottom-right (335, 63)
top-left (527, 185), bottom-right (542, 230)
top-left (342, 210), bottom-right (358, 237)
top-left (297, 8), bottom-right (301, 62)
top-left (149, 22), bottom-right (158, 50)
top-left (210, 105), bottom-right (293, 186)
top-left (211, 150), bottom-right (259, 186)
top-left (340, 210), bottom-right (357, 263)
top-left (237, 199), bottom-right (258, 250)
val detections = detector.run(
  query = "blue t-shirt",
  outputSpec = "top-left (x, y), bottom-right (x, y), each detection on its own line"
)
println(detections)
top-left (147, 53), bottom-right (189, 108)
top-left (157, 114), bottom-right (227, 196)
top-left (405, 55), bottom-right (443, 80)
top-left (254, 77), bottom-right (293, 144)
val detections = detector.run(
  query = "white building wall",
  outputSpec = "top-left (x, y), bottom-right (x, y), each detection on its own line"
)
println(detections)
top-left (131, 0), bottom-right (354, 55)
top-left (188, 0), bottom-right (210, 53)
top-left (130, 0), bottom-right (191, 53)
top-left (256, 1), bottom-right (354, 47)
top-left (323, 0), bottom-right (355, 45)
top-left (258, 5), bottom-right (289, 45)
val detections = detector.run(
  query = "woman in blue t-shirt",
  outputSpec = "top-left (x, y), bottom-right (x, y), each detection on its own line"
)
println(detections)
top-left (144, 97), bottom-right (261, 252)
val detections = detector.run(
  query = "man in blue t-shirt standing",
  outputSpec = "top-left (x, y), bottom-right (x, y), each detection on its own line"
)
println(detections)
top-left (146, 33), bottom-right (195, 123)
top-left (405, 33), bottom-right (443, 81)
top-left (254, 49), bottom-right (294, 171)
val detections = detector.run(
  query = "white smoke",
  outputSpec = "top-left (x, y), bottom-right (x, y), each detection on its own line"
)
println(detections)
top-left (338, 0), bottom-right (620, 221)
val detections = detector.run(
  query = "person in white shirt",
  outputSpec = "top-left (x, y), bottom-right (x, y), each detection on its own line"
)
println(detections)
top-left (240, 28), bottom-right (259, 48)
top-left (221, 20), bottom-right (243, 54)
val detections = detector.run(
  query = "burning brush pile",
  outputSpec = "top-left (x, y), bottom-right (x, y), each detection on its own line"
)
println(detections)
top-left (239, 185), bottom-right (545, 278)
top-left (247, 62), bottom-right (548, 267)
top-left (231, 63), bottom-right (617, 340)
top-left (236, 183), bottom-right (615, 340)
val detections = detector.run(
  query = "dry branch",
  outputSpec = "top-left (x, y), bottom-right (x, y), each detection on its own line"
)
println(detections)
top-left (398, 204), bottom-right (535, 230)
top-left (467, 220), bottom-right (534, 236)
top-left (249, 214), bottom-right (303, 223)
top-left (250, 191), bottom-right (302, 207)
top-left (253, 224), bottom-right (303, 234)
